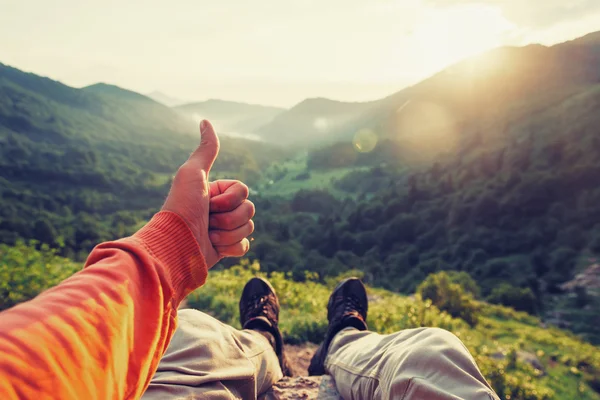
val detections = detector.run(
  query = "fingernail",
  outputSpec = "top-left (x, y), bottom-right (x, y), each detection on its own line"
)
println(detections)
top-left (200, 120), bottom-right (207, 134)
top-left (209, 232), bottom-right (219, 242)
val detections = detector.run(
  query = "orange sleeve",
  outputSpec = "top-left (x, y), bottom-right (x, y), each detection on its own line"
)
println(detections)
top-left (0, 211), bottom-right (208, 400)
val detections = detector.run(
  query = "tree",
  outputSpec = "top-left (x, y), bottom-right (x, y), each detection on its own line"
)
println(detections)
top-left (417, 271), bottom-right (479, 326)
top-left (547, 247), bottom-right (577, 290)
top-left (33, 219), bottom-right (57, 246)
top-left (487, 283), bottom-right (537, 314)
top-left (446, 271), bottom-right (481, 298)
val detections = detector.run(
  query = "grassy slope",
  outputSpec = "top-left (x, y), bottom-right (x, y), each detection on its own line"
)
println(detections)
top-left (188, 261), bottom-right (600, 400)
top-left (257, 157), bottom-right (366, 197)
top-left (3, 242), bottom-right (599, 399)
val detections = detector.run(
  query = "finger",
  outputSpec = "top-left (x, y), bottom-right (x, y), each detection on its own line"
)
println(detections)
top-left (187, 120), bottom-right (220, 172)
top-left (209, 200), bottom-right (255, 230)
top-left (209, 220), bottom-right (254, 246)
top-left (209, 180), bottom-right (240, 198)
top-left (209, 181), bottom-right (249, 212)
top-left (215, 238), bottom-right (250, 257)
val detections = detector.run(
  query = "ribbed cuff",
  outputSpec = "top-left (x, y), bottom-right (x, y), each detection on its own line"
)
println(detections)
top-left (132, 211), bottom-right (208, 302)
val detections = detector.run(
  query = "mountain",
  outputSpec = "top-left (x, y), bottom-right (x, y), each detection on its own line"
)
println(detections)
top-left (0, 62), bottom-right (289, 257)
top-left (251, 85), bottom-right (600, 341)
top-left (324, 32), bottom-right (600, 152)
top-left (256, 31), bottom-right (600, 150)
top-left (146, 91), bottom-right (187, 107)
top-left (3, 30), bottom-right (600, 341)
top-left (254, 97), bottom-right (377, 146)
top-left (175, 99), bottom-right (285, 138)
top-left (242, 32), bottom-right (600, 344)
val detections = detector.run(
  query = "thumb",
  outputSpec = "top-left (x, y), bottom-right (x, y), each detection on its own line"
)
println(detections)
top-left (188, 119), bottom-right (220, 172)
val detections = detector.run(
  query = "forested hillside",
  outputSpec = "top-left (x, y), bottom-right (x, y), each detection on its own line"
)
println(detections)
top-left (248, 83), bottom-right (600, 306)
top-left (255, 31), bottom-right (600, 151)
top-left (2, 32), bottom-right (600, 344)
top-left (0, 63), bottom-right (289, 258)
top-left (242, 34), bottom-right (600, 343)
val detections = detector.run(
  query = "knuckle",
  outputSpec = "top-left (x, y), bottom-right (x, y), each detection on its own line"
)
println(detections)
top-left (226, 195), bottom-right (236, 210)
top-left (239, 182), bottom-right (249, 198)
top-left (175, 164), bottom-right (196, 182)
top-left (173, 166), bottom-right (186, 182)
top-left (201, 135), bottom-right (220, 154)
top-left (246, 200), bottom-right (256, 218)
top-left (213, 214), bottom-right (225, 228)
top-left (224, 214), bottom-right (235, 229)
top-left (178, 162), bottom-right (193, 173)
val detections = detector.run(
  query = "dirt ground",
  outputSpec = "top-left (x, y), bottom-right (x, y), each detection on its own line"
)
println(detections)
top-left (286, 343), bottom-right (319, 376)
top-left (176, 307), bottom-right (340, 399)
top-left (261, 343), bottom-right (341, 400)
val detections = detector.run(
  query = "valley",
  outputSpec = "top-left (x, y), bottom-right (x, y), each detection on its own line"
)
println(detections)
top-left (1, 30), bottom-right (600, 399)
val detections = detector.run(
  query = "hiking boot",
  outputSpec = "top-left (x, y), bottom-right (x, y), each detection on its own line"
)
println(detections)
top-left (308, 277), bottom-right (368, 376)
top-left (239, 277), bottom-right (294, 377)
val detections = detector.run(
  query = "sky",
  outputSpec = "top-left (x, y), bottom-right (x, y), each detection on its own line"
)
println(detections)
top-left (1, 0), bottom-right (599, 107)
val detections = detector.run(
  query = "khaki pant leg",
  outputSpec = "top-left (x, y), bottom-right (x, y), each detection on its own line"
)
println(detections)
top-left (325, 327), bottom-right (499, 400)
top-left (143, 309), bottom-right (283, 400)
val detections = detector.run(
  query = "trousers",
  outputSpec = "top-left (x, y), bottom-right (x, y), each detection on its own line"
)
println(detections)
top-left (143, 309), bottom-right (498, 399)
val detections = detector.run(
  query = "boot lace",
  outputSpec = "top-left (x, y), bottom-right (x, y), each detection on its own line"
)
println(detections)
top-left (246, 294), bottom-right (277, 322)
top-left (344, 294), bottom-right (365, 316)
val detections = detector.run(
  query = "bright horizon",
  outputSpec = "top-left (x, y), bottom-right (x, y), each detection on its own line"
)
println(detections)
top-left (1, 0), bottom-right (600, 108)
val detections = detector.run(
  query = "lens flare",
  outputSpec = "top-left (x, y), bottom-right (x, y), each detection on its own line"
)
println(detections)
top-left (314, 117), bottom-right (329, 132)
top-left (393, 100), bottom-right (458, 159)
top-left (353, 129), bottom-right (378, 153)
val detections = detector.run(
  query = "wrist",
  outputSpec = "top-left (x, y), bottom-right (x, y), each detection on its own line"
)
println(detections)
top-left (133, 211), bottom-right (208, 302)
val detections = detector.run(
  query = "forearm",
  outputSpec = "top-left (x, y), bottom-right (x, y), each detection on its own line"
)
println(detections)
top-left (0, 212), bottom-right (207, 399)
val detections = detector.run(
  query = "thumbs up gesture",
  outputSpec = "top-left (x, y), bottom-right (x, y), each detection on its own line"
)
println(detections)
top-left (162, 120), bottom-right (254, 268)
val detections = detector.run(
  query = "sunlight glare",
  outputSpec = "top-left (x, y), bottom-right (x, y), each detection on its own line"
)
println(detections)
top-left (394, 101), bottom-right (459, 158)
top-left (353, 129), bottom-right (378, 153)
top-left (407, 4), bottom-right (514, 76)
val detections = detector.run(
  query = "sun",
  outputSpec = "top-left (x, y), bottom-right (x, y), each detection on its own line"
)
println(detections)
top-left (408, 4), bottom-right (514, 74)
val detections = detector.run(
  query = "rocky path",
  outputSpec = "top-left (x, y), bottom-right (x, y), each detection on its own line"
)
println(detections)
top-left (261, 343), bottom-right (341, 400)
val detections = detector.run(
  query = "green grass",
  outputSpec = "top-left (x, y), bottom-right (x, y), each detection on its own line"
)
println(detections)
top-left (188, 260), bottom-right (600, 400)
top-left (256, 157), bottom-right (366, 197)
top-left (4, 243), bottom-right (600, 399)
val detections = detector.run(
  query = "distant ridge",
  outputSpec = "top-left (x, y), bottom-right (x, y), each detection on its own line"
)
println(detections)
top-left (176, 98), bottom-right (284, 113)
top-left (147, 91), bottom-right (187, 107)
top-left (254, 97), bottom-right (377, 145)
top-left (84, 83), bottom-right (158, 103)
top-left (174, 99), bottom-right (285, 135)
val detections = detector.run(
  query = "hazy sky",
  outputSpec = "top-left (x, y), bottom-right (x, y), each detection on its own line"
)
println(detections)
top-left (1, 0), bottom-right (599, 107)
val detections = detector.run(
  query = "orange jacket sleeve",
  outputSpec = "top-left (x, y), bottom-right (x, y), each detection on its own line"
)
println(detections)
top-left (0, 211), bottom-right (207, 399)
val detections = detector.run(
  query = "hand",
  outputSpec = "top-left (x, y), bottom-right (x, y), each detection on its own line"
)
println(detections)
top-left (208, 180), bottom-right (255, 258)
top-left (161, 120), bottom-right (254, 268)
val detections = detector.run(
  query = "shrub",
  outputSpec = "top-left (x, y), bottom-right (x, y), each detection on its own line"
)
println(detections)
top-left (547, 247), bottom-right (577, 289)
top-left (446, 271), bottom-right (481, 298)
top-left (293, 171), bottom-right (311, 181)
top-left (487, 283), bottom-right (538, 314)
top-left (290, 189), bottom-right (339, 214)
top-left (589, 230), bottom-right (600, 253)
top-left (417, 271), bottom-right (479, 326)
top-left (0, 241), bottom-right (80, 311)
